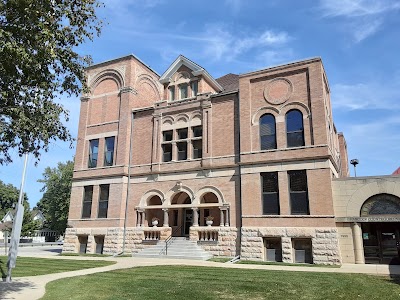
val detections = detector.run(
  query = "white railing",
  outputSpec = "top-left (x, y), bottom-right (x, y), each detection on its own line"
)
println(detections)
top-left (197, 229), bottom-right (218, 242)
top-left (143, 230), bottom-right (161, 241)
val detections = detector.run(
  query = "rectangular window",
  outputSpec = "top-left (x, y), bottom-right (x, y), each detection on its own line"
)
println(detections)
top-left (177, 142), bottom-right (187, 160)
top-left (88, 139), bottom-right (99, 168)
top-left (177, 128), bottom-right (188, 140)
top-left (180, 84), bottom-right (188, 99)
top-left (95, 236), bottom-right (104, 254)
top-left (79, 236), bottom-right (88, 254)
top-left (261, 172), bottom-right (280, 215)
top-left (169, 86), bottom-right (175, 100)
top-left (193, 140), bottom-right (202, 159)
top-left (264, 238), bottom-right (282, 262)
top-left (98, 185), bottom-right (109, 218)
top-left (104, 136), bottom-right (115, 166)
top-left (293, 239), bottom-right (313, 263)
top-left (191, 81), bottom-right (198, 97)
top-left (82, 186), bottom-right (93, 218)
top-left (163, 130), bottom-right (173, 142)
top-left (289, 170), bottom-right (309, 215)
top-left (162, 144), bottom-right (172, 162)
top-left (192, 126), bottom-right (202, 137)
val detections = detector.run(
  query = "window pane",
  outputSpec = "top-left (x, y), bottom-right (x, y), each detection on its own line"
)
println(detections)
top-left (192, 126), bottom-right (202, 137)
top-left (290, 192), bottom-right (309, 214)
top-left (99, 185), bottom-right (109, 201)
top-left (289, 170), bottom-right (309, 215)
top-left (162, 144), bottom-right (172, 162)
top-left (191, 81), bottom-right (198, 96)
top-left (286, 110), bottom-right (304, 147)
top-left (263, 193), bottom-right (279, 214)
top-left (104, 137), bottom-right (115, 166)
top-left (88, 139), bottom-right (99, 168)
top-left (163, 130), bottom-right (173, 141)
top-left (98, 201), bottom-right (108, 218)
top-left (177, 142), bottom-right (187, 160)
top-left (260, 114), bottom-right (276, 150)
top-left (193, 139), bottom-right (202, 159)
top-left (82, 186), bottom-right (93, 219)
top-left (180, 84), bottom-right (188, 99)
top-left (84, 186), bottom-right (93, 202)
top-left (289, 170), bottom-right (307, 191)
top-left (169, 86), bottom-right (175, 100)
top-left (177, 128), bottom-right (188, 140)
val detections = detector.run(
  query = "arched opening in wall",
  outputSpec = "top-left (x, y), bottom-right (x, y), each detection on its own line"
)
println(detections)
top-left (286, 109), bottom-right (304, 147)
top-left (199, 192), bottom-right (221, 227)
top-left (170, 192), bottom-right (192, 236)
top-left (359, 193), bottom-right (400, 264)
top-left (145, 195), bottom-right (163, 227)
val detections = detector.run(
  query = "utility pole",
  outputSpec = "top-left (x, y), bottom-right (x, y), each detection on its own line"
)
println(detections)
top-left (6, 154), bottom-right (28, 282)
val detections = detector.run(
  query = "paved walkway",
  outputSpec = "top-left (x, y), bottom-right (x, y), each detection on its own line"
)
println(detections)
top-left (1, 254), bottom-right (400, 300)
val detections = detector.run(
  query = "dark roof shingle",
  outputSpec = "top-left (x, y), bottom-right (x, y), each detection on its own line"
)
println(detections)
top-left (216, 73), bottom-right (239, 92)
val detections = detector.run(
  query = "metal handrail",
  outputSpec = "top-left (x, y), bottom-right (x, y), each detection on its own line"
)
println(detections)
top-left (160, 225), bottom-right (182, 255)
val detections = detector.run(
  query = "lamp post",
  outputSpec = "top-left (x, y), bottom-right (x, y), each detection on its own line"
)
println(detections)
top-left (350, 159), bottom-right (359, 177)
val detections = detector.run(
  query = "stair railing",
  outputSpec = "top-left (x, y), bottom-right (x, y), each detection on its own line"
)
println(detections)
top-left (160, 225), bottom-right (182, 256)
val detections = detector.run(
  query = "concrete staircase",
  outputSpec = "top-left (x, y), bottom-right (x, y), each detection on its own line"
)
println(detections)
top-left (133, 237), bottom-right (212, 260)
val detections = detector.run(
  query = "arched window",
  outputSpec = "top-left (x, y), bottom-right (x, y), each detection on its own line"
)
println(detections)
top-left (286, 110), bottom-right (304, 147)
top-left (260, 114), bottom-right (276, 150)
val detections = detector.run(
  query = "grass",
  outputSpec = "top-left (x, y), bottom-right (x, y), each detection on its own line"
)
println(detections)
top-left (207, 257), bottom-right (231, 263)
top-left (238, 260), bottom-right (341, 268)
top-left (42, 265), bottom-right (400, 300)
top-left (60, 253), bottom-right (111, 257)
top-left (0, 256), bottom-right (115, 278)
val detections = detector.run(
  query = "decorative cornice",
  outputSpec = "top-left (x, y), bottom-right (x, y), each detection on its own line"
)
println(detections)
top-left (120, 86), bottom-right (138, 95)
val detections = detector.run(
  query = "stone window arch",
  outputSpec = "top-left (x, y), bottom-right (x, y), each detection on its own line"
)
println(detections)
top-left (360, 194), bottom-right (400, 217)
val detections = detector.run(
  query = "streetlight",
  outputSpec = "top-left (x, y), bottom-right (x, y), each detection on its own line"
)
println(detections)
top-left (350, 159), bottom-right (359, 177)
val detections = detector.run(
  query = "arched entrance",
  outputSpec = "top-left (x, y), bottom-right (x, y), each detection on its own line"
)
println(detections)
top-left (170, 192), bottom-right (192, 236)
top-left (360, 194), bottom-right (400, 264)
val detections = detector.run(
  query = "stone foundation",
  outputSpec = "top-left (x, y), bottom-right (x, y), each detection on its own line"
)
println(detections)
top-left (241, 227), bottom-right (341, 265)
top-left (190, 227), bottom-right (238, 257)
top-left (63, 227), bottom-right (172, 255)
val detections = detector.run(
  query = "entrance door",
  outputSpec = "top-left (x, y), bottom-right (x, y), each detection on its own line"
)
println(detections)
top-left (362, 223), bottom-right (400, 264)
top-left (183, 209), bottom-right (193, 236)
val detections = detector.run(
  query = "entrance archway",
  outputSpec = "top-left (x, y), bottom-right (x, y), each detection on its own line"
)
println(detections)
top-left (170, 192), bottom-right (192, 236)
top-left (360, 194), bottom-right (400, 264)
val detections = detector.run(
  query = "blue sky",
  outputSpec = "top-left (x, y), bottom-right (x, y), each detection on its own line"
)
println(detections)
top-left (1, 0), bottom-right (400, 208)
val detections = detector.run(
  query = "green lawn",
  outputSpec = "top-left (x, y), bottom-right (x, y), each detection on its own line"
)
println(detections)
top-left (238, 260), bottom-right (341, 268)
top-left (42, 265), bottom-right (400, 300)
top-left (0, 256), bottom-right (115, 278)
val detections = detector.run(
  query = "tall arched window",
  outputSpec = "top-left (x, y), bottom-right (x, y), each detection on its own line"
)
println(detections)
top-left (286, 110), bottom-right (304, 147)
top-left (260, 114), bottom-right (276, 150)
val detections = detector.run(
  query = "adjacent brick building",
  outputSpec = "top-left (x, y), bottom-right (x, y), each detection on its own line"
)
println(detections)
top-left (63, 54), bottom-right (400, 265)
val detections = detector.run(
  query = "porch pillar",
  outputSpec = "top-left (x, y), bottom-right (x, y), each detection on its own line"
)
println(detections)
top-left (163, 209), bottom-right (169, 227)
top-left (225, 208), bottom-right (229, 227)
top-left (351, 222), bottom-right (365, 264)
top-left (192, 208), bottom-right (199, 227)
top-left (219, 208), bottom-right (224, 227)
top-left (142, 211), bottom-right (146, 227)
top-left (136, 211), bottom-right (141, 227)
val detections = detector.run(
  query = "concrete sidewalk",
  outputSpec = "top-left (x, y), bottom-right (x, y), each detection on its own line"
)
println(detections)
top-left (1, 255), bottom-right (400, 300)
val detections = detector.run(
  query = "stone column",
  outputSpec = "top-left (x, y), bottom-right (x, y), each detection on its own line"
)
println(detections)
top-left (351, 222), bottom-right (365, 264)
top-left (192, 208), bottom-right (199, 227)
top-left (142, 211), bottom-right (146, 227)
top-left (219, 208), bottom-right (224, 227)
top-left (136, 211), bottom-right (141, 227)
top-left (163, 209), bottom-right (169, 227)
top-left (225, 208), bottom-right (230, 227)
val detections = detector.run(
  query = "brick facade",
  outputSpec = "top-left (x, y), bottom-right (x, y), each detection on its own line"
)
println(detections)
top-left (64, 54), bottom-right (400, 265)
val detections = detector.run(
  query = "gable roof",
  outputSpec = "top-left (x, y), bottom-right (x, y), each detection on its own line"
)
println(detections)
top-left (393, 167), bottom-right (400, 175)
top-left (216, 73), bottom-right (239, 92)
top-left (159, 55), bottom-right (223, 92)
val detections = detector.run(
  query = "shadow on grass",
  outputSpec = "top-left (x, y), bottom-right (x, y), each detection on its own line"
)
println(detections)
top-left (389, 257), bottom-right (400, 285)
top-left (44, 248), bottom-right (62, 254)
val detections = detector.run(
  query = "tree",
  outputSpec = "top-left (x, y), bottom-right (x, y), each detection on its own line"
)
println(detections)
top-left (0, 180), bottom-right (40, 236)
top-left (0, 0), bottom-right (103, 164)
top-left (37, 160), bottom-right (73, 235)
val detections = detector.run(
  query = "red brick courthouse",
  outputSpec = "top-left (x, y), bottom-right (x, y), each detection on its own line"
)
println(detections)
top-left (63, 54), bottom-right (400, 265)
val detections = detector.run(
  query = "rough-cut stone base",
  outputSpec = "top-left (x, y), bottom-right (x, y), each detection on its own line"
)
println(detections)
top-left (62, 227), bottom-right (172, 255)
top-left (241, 227), bottom-right (341, 265)
top-left (190, 227), bottom-right (238, 257)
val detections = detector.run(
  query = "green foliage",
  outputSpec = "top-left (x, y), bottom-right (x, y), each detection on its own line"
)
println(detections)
top-left (0, 0), bottom-right (103, 164)
top-left (37, 160), bottom-right (74, 234)
top-left (0, 179), bottom-right (39, 236)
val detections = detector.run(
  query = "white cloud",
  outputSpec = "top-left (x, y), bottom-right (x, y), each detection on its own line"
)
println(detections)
top-left (331, 81), bottom-right (400, 111)
top-left (318, 0), bottom-right (400, 42)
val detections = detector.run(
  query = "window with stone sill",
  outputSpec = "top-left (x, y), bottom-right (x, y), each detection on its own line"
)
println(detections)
top-left (169, 86), bottom-right (175, 101)
top-left (98, 184), bottom-right (109, 218)
top-left (191, 81), bottom-right (198, 97)
top-left (88, 139), bottom-right (99, 168)
top-left (261, 172), bottom-right (280, 215)
top-left (104, 136), bottom-right (115, 166)
top-left (260, 114), bottom-right (277, 150)
top-left (286, 109), bottom-right (305, 148)
top-left (179, 84), bottom-right (188, 99)
top-left (288, 170), bottom-right (309, 215)
top-left (82, 186), bottom-right (93, 219)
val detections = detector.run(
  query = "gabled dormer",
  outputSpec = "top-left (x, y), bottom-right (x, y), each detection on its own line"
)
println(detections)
top-left (159, 55), bottom-right (223, 101)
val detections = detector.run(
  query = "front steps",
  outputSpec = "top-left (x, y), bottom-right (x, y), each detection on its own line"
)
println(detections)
top-left (133, 237), bottom-right (212, 260)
